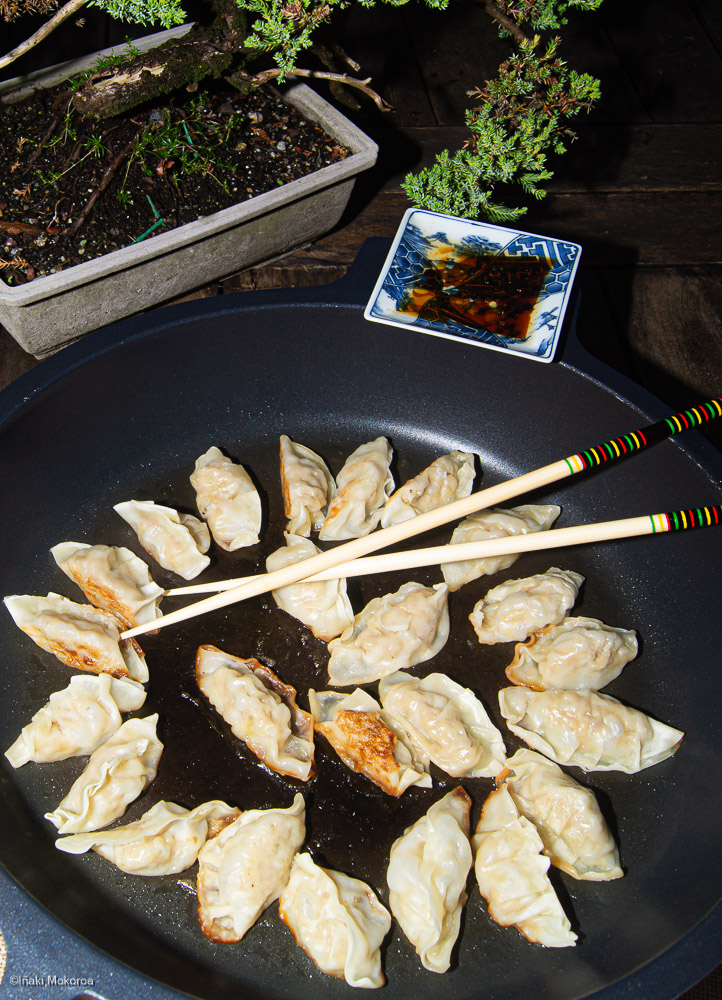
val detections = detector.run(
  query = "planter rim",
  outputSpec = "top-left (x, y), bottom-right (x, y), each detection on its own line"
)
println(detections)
top-left (0, 28), bottom-right (378, 306)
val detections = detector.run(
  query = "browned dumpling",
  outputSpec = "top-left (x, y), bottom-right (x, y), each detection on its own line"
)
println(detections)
top-left (197, 794), bottom-right (306, 943)
top-left (308, 688), bottom-right (431, 796)
top-left (195, 644), bottom-right (315, 780)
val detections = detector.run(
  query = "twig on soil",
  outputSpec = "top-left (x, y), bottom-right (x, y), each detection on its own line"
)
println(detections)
top-left (65, 134), bottom-right (139, 239)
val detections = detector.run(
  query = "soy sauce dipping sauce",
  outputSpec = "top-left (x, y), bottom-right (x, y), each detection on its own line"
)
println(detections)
top-left (404, 248), bottom-right (551, 340)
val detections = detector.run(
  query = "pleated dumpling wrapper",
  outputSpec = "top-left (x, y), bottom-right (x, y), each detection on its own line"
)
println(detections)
top-left (55, 799), bottom-right (240, 876)
top-left (506, 616), bottom-right (638, 691)
top-left (279, 435), bottom-right (336, 536)
top-left (266, 533), bottom-right (354, 641)
top-left (327, 581), bottom-right (450, 687)
top-left (380, 450), bottom-right (476, 528)
top-left (319, 436), bottom-right (394, 540)
top-left (378, 670), bottom-right (506, 779)
top-left (195, 645), bottom-right (316, 780)
top-left (197, 793), bottom-right (306, 943)
top-left (441, 504), bottom-right (561, 592)
top-left (114, 499), bottom-right (210, 580)
top-left (4, 592), bottom-right (148, 682)
top-left (499, 687), bottom-right (684, 773)
top-left (473, 784), bottom-right (577, 948)
top-left (44, 714), bottom-right (163, 835)
top-left (469, 567), bottom-right (584, 645)
top-left (5, 673), bottom-right (146, 767)
top-left (500, 749), bottom-right (623, 880)
top-left (190, 446), bottom-right (262, 551)
top-left (387, 786), bottom-right (472, 974)
top-left (51, 541), bottom-right (163, 631)
top-left (280, 852), bottom-right (391, 988)
top-left (308, 688), bottom-right (431, 796)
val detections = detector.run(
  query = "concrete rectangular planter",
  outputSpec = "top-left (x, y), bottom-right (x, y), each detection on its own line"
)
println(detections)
top-left (0, 29), bottom-right (378, 356)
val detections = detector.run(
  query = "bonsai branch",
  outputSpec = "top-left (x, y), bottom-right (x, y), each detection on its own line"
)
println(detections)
top-left (0, 0), bottom-right (86, 71)
top-left (479, 0), bottom-right (529, 44)
top-left (236, 67), bottom-right (392, 111)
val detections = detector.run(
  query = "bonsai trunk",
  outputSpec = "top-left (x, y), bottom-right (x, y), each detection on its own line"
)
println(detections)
top-left (73, 0), bottom-right (248, 117)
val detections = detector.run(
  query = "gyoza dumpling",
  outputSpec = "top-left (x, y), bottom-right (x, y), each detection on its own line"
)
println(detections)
top-left (469, 567), bottom-right (584, 645)
top-left (5, 673), bottom-right (146, 767)
top-left (197, 793), bottom-right (306, 943)
top-left (44, 714), bottom-right (163, 834)
top-left (114, 499), bottom-right (210, 580)
top-left (195, 645), bottom-right (315, 780)
top-left (473, 784), bottom-right (577, 947)
top-left (380, 451), bottom-right (476, 528)
top-left (280, 435), bottom-right (336, 536)
top-left (378, 671), bottom-right (506, 779)
top-left (266, 533), bottom-right (354, 641)
top-left (55, 799), bottom-right (240, 875)
top-left (327, 581), bottom-right (449, 687)
top-left (308, 688), bottom-right (431, 796)
top-left (4, 593), bottom-right (148, 681)
top-left (499, 687), bottom-right (684, 773)
top-left (51, 541), bottom-right (163, 630)
top-left (319, 437), bottom-right (394, 540)
top-left (280, 852), bottom-right (391, 988)
top-left (506, 616), bottom-right (638, 691)
top-left (441, 504), bottom-right (561, 591)
top-left (500, 749), bottom-right (623, 880)
top-left (387, 786), bottom-right (472, 973)
top-left (190, 446), bottom-right (262, 551)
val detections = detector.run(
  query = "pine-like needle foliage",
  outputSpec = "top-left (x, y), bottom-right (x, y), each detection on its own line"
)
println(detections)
top-left (237, 0), bottom-right (447, 77)
top-left (403, 1), bottom-right (602, 220)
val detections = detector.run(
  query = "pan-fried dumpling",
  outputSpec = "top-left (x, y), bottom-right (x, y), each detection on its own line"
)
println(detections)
top-left (380, 451), bottom-right (476, 528)
top-left (387, 786), bottom-right (472, 973)
top-left (195, 645), bottom-right (315, 780)
top-left (280, 852), bottom-right (391, 988)
top-left (441, 504), bottom-right (561, 591)
top-left (55, 799), bottom-right (240, 875)
top-left (473, 784), bottom-right (577, 947)
top-left (44, 714), bottom-right (163, 834)
top-left (114, 499), bottom-right (211, 580)
top-left (280, 435), bottom-right (336, 536)
top-left (499, 687), bottom-right (684, 773)
top-left (308, 688), bottom-right (431, 796)
top-left (4, 593), bottom-right (148, 681)
top-left (5, 673), bottom-right (146, 767)
top-left (197, 793), bottom-right (306, 943)
top-left (327, 581), bottom-right (449, 687)
top-left (500, 749), bottom-right (622, 880)
top-left (266, 533), bottom-right (353, 641)
top-left (506, 616), bottom-right (638, 691)
top-left (378, 671), bottom-right (506, 779)
top-left (319, 437), bottom-right (394, 540)
top-left (51, 541), bottom-right (163, 630)
top-left (469, 567), bottom-right (584, 645)
top-left (190, 446), bottom-right (262, 551)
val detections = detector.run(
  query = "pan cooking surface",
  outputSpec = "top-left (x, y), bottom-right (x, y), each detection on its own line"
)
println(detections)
top-left (0, 286), bottom-right (720, 1000)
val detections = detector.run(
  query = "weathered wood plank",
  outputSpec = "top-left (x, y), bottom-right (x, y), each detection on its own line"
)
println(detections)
top-left (598, 265), bottom-right (722, 451)
top-left (600, 0), bottom-right (722, 123)
top-left (370, 124), bottom-right (722, 193)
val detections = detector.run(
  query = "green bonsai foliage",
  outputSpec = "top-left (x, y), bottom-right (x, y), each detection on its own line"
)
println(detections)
top-left (1, 0), bottom-right (603, 221)
top-left (403, 32), bottom-right (601, 221)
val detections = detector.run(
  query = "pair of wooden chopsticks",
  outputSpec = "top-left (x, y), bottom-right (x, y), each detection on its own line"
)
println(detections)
top-left (121, 398), bottom-right (722, 640)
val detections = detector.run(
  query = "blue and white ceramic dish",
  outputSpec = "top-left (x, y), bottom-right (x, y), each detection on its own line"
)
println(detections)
top-left (364, 209), bottom-right (582, 362)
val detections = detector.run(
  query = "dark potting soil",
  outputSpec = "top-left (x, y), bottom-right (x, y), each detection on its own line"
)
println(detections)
top-left (0, 84), bottom-right (349, 286)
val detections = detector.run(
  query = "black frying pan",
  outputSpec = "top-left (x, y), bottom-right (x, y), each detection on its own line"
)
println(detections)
top-left (0, 240), bottom-right (720, 1000)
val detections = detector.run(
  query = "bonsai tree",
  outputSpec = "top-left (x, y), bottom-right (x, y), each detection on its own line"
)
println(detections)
top-left (1, 0), bottom-right (602, 222)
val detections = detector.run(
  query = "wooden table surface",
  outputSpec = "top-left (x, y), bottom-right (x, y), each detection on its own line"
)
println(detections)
top-left (1, 0), bottom-right (720, 995)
